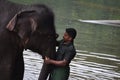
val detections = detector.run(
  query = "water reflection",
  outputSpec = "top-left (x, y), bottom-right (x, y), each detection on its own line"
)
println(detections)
top-left (23, 50), bottom-right (120, 80)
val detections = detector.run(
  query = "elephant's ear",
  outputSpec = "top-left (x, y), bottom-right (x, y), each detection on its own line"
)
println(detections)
top-left (6, 10), bottom-right (36, 32)
top-left (6, 14), bottom-right (18, 31)
top-left (30, 18), bottom-right (37, 33)
top-left (17, 18), bottom-right (37, 40)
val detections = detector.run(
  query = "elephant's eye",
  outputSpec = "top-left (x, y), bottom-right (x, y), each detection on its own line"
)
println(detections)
top-left (47, 35), bottom-right (52, 40)
top-left (48, 36), bottom-right (51, 38)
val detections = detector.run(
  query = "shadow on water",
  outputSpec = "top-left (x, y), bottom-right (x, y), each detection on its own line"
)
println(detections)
top-left (23, 50), bottom-right (120, 80)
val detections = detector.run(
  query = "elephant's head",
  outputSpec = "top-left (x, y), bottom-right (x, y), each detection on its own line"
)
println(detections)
top-left (6, 5), bottom-right (56, 59)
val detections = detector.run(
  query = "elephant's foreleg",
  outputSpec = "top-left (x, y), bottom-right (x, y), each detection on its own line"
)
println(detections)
top-left (13, 53), bottom-right (24, 80)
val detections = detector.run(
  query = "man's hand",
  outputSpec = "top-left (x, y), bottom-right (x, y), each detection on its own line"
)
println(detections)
top-left (44, 56), bottom-right (68, 67)
top-left (44, 56), bottom-right (51, 64)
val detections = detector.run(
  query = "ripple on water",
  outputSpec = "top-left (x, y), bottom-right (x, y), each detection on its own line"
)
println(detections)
top-left (23, 50), bottom-right (120, 80)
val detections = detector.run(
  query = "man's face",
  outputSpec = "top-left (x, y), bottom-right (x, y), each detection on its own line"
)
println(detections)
top-left (63, 32), bottom-right (72, 42)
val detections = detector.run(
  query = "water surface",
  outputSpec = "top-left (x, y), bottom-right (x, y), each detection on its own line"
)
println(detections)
top-left (23, 49), bottom-right (120, 80)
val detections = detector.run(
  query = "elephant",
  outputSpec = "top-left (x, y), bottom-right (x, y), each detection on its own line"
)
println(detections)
top-left (0, 0), bottom-right (56, 80)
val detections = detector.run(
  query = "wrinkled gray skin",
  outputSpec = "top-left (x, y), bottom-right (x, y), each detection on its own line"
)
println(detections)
top-left (0, 0), bottom-right (56, 80)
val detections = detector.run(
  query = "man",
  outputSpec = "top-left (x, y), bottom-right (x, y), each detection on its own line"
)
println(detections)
top-left (45, 28), bottom-right (77, 80)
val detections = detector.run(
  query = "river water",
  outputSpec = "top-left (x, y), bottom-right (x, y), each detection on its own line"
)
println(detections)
top-left (9, 0), bottom-right (120, 80)
top-left (23, 49), bottom-right (120, 80)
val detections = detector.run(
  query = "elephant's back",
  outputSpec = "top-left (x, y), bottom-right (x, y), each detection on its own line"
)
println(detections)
top-left (0, 0), bottom-right (25, 29)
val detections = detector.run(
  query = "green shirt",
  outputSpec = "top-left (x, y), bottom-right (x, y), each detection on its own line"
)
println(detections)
top-left (49, 40), bottom-right (76, 80)
top-left (56, 40), bottom-right (76, 64)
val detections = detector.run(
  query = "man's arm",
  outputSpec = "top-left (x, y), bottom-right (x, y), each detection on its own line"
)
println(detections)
top-left (44, 57), bottom-right (68, 67)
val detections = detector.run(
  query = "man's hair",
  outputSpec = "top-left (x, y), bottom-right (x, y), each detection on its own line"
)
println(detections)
top-left (66, 28), bottom-right (77, 39)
